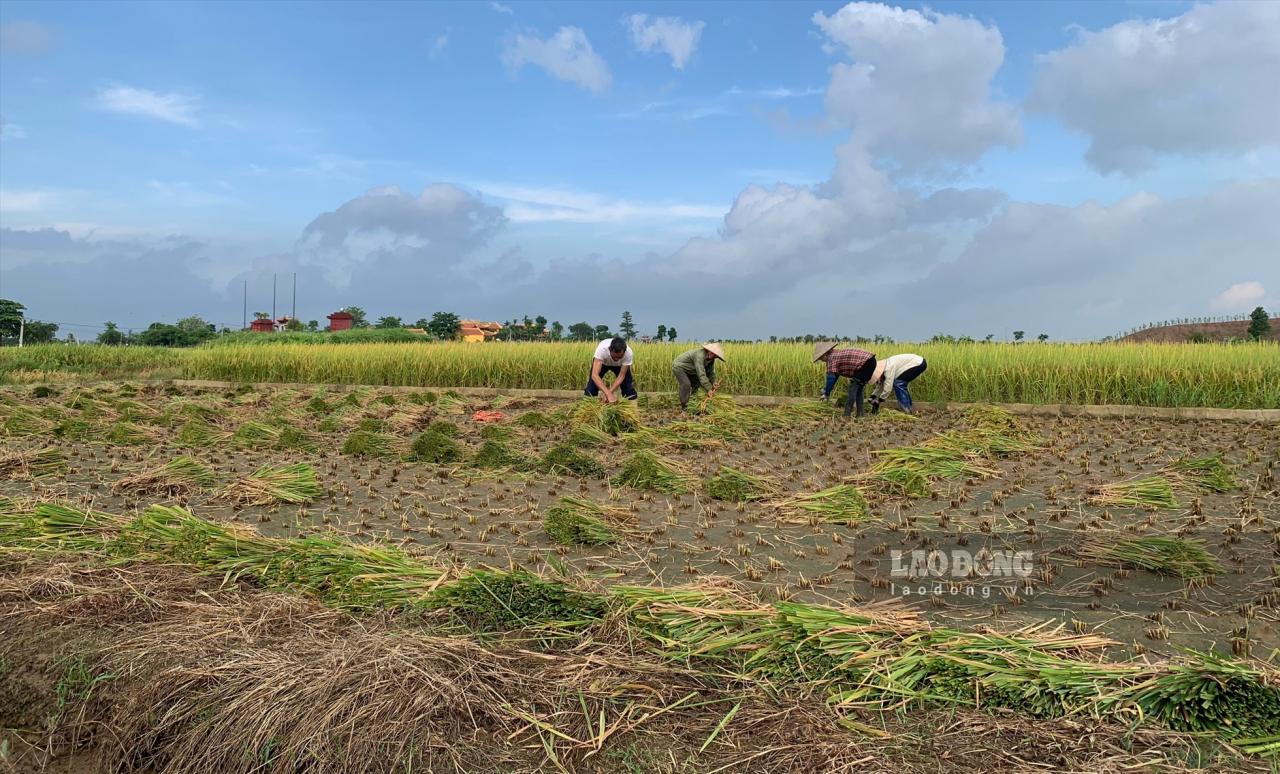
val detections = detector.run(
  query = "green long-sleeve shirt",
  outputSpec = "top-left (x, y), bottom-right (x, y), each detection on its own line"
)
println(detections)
top-left (672, 348), bottom-right (715, 390)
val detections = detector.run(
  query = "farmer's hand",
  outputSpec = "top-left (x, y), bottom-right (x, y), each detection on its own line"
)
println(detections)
top-left (605, 391), bottom-right (619, 404)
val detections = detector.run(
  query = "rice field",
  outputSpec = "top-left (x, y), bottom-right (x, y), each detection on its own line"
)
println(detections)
top-left (2, 339), bottom-right (1277, 407)
top-left (2, 380), bottom-right (1279, 771)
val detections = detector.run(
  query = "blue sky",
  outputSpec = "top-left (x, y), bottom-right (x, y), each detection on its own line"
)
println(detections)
top-left (1, 1), bottom-right (1277, 339)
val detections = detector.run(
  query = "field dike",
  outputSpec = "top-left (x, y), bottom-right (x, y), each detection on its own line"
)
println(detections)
top-left (2, 493), bottom-right (1278, 770)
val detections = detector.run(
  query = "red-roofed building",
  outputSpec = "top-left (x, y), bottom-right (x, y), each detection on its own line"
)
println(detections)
top-left (326, 311), bottom-right (355, 331)
top-left (249, 318), bottom-right (275, 333)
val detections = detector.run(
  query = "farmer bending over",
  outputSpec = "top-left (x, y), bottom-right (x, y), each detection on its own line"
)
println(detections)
top-left (672, 342), bottom-right (724, 410)
top-left (814, 342), bottom-right (876, 418)
top-left (585, 336), bottom-right (637, 403)
top-left (870, 353), bottom-right (928, 415)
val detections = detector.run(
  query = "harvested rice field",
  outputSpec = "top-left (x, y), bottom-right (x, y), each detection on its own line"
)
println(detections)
top-left (2, 380), bottom-right (1279, 772)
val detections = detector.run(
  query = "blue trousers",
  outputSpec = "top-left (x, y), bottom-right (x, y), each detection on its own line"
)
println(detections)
top-left (584, 364), bottom-right (637, 399)
top-left (891, 359), bottom-right (927, 412)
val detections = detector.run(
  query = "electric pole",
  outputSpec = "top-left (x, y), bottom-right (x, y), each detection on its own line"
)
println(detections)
top-left (272, 274), bottom-right (277, 321)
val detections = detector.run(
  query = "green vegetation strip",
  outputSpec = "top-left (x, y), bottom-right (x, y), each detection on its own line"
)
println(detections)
top-left (3, 496), bottom-right (1276, 751)
top-left (6, 340), bottom-right (1277, 408)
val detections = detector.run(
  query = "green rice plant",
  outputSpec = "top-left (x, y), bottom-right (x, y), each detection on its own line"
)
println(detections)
top-left (232, 420), bottom-right (281, 448)
top-left (1126, 653), bottom-right (1280, 738)
top-left (1167, 454), bottom-right (1236, 493)
top-left (376, 393), bottom-right (397, 406)
top-left (105, 421), bottom-right (150, 446)
top-left (275, 425), bottom-right (317, 452)
top-left (356, 417), bottom-right (385, 433)
top-left (305, 395), bottom-right (333, 414)
top-left (52, 418), bottom-right (94, 441)
top-left (2, 407), bottom-right (50, 437)
top-left (1077, 536), bottom-right (1222, 578)
top-left (435, 393), bottom-right (468, 414)
top-left (426, 568), bottom-right (607, 632)
top-left (340, 430), bottom-right (394, 457)
top-left (0, 501), bottom-right (124, 551)
top-left (540, 444), bottom-right (606, 478)
top-left (317, 414), bottom-right (344, 433)
top-left (408, 429), bottom-right (463, 464)
top-left (855, 466), bottom-right (930, 498)
top-left (924, 428), bottom-right (1040, 457)
top-left (468, 439), bottom-right (535, 470)
top-left (774, 484), bottom-right (870, 525)
top-left (624, 422), bottom-right (724, 451)
top-left (543, 496), bottom-right (631, 545)
top-left (225, 462), bottom-right (321, 505)
top-left (571, 398), bottom-right (641, 436)
top-left (870, 445), bottom-right (999, 481)
top-left (426, 420), bottom-right (460, 437)
top-left (705, 467), bottom-right (781, 502)
top-left (31, 385), bottom-right (58, 398)
top-left (175, 419), bottom-right (218, 448)
top-left (0, 447), bottom-right (68, 479)
top-left (612, 449), bottom-right (695, 494)
top-left (1088, 476), bottom-right (1180, 510)
top-left (568, 424), bottom-right (612, 448)
top-left (478, 422), bottom-right (515, 441)
top-left (113, 455), bottom-right (218, 496)
top-left (515, 410), bottom-right (553, 428)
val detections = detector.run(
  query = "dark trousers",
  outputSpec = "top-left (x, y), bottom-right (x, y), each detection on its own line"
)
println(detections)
top-left (892, 359), bottom-right (927, 412)
top-left (842, 356), bottom-right (877, 418)
top-left (584, 364), bottom-right (637, 399)
top-left (672, 367), bottom-right (714, 408)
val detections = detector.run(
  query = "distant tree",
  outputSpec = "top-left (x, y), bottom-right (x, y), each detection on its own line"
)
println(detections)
top-left (535, 315), bottom-right (548, 332)
top-left (284, 318), bottom-right (305, 332)
top-left (984, 334), bottom-right (994, 342)
top-left (656, 324), bottom-right (667, 342)
top-left (306, 320), bottom-right (319, 332)
top-left (138, 323), bottom-right (182, 347)
top-left (413, 318), bottom-right (431, 329)
top-left (568, 322), bottom-right (594, 341)
top-left (343, 306), bottom-right (370, 328)
top-left (97, 322), bottom-right (125, 346)
top-left (550, 321), bottom-right (564, 340)
top-left (667, 327), bottom-right (678, 342)
top-left (22, 320), bottom-right (58, 344)
top-left (1012, 330), bottom-right (1025, 343)
top-left (1037, 333), bottom-right (1049, 343)
top-left (0, 299), bottom-right (25, 341)
top-left (1248, 306), bottom-right (1271, 341)
top-left (253, 311), bottom-right (270, 320)
top-left (176, 316), bottom-right (217, 344)
top-left (375, 316), bottom-right (403, 329)
top-left (594, 324), bottom-right (611, 339)
top-left (619, 311), bottom-right (638, 339)
top-left (427, 311), bottom-right (460, 340)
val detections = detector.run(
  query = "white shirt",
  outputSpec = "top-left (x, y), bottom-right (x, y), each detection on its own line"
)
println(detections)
top-left (593, 339), bottom-right (634, 367)
top-left (873, 354), bottom-right (925, 400)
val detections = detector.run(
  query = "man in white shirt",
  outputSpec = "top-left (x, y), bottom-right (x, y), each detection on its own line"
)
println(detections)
top-left (585, 337), bottom-right (637, 403)
top-left (869, 354), bottom-right (927, 415)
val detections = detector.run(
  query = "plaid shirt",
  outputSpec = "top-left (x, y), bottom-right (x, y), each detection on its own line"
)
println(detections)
top-left (826, 348), bottom-right (874, 378)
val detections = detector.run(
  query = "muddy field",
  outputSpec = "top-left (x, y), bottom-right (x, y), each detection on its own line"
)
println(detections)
top-left (4, 381), bottom-right (1278, 661)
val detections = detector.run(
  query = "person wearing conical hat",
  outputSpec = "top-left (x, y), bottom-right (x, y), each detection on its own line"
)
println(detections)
top-left (672, 342), bottom-right (725, 410)
top-left (813, 341), bottom-right (876, 418)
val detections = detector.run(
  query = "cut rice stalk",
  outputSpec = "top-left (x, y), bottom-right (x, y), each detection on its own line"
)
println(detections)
top-left (543, 496), bottom-right (633, 545)
top-left (1166, 454), bottom-right (1236, 493)
top-left (1077, 535), bottom-right (1222, 578)
top-left (1088, 476), bottom-right (1180, 510)
top-left (705, 466), bottom-right (781, 502)
top-left (0, 447), bottom-right (68, 479)
top-left (611, 450), bottom-right (695, 494)
top-left (774, 484), bottom-right (871, 525)
top-left (225, 462), bottom-right (322, 505)
top-left (113, 455), bottom-right (218, 496)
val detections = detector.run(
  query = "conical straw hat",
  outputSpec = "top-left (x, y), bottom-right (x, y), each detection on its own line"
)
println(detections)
top-left (703, 342), bottom-right (725, 361)
top-left (813, 341), bottom-right (837, 362)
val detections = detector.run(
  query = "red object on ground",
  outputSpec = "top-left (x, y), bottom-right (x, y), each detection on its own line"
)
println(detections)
top-left (471, 410), bottom-right (506, 423)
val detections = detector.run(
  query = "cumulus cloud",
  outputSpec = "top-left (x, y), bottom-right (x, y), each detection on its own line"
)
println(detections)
top-left (1211, 281), bottom-right (1267, 312)
top-left (1029, 2), bottom-right (1280, 174)
top-left (0, 189), bottom-right (52, 213)
top-left (0, 21), bottom-right (52, 54)
top-left (95, 85), bottom-right (201, 127)
top-left (474, 182), bottom-right (723, 224)
top-left (814, 2), bottom-right (1020, 172)
top-left (502, 27), bottom-right (612, 94)
top-left (489, 2), bottom-right (513, 15)
top-left (625, 14), bottom-right (705, 70)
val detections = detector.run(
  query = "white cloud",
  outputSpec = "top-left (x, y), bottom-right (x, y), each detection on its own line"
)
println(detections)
top-left (814, 2), bottom-right (1020, 172)
top-left (95, 85), bottom-right (201, 127)
top-left (0, 116), bottom-right (27, 141)
top-left (429, 33), bottom-right (449, 59)
top-left (473, 182), bottom-right (723, 224)
top-left (1211, 281), bottom-right (1267, 312)
top-left (0, 189), bottom-right (52, 213)
top-left (501, 27), bottom-right (611, 94)
top-left (625, 14), bottom-right (705, 70)
top-left (0, 21), bottom-right (52, 54)
top-left (1029, 2), bottom-right (1280, 174)
top-left (489, 2), bottom-right (513, 15)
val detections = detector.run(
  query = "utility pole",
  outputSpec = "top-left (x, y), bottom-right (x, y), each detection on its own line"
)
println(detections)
top-left (272, 274), bottom-right (277, 321)
top-left (292, 273), bottom-right (297, 321)
top-left (17, 318), bottom-right (24, 348)
top-left (242, 280), bottom-right (248, 330)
